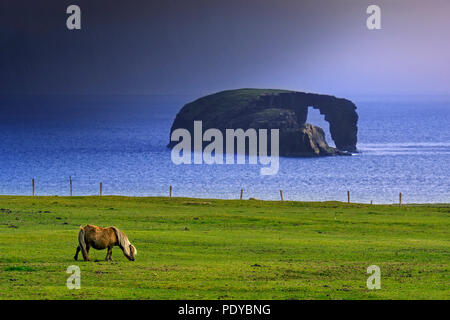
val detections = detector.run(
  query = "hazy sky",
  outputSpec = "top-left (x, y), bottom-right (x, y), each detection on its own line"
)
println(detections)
top-left (1, 0), bottom-right (449, 96)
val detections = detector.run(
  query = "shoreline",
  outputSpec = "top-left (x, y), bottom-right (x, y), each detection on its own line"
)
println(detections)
top-left (0, 195), bottom-right (448, 206)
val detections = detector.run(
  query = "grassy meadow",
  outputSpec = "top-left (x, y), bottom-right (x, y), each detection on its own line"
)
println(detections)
top-left (0, 195), bottom-right (448, 300)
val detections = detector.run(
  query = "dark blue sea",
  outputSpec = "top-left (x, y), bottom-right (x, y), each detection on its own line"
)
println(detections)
top-left (1, 94), bottom-right (449, 203)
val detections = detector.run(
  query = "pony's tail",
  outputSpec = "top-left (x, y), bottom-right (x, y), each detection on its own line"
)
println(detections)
top-left (78, 226), bottom-right (88, 261)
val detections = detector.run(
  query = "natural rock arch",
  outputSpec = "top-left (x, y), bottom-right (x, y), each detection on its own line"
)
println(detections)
top-left (168, 89), bottom-right (358, 156)
top-left (254, 91), bottom-right (358, 152)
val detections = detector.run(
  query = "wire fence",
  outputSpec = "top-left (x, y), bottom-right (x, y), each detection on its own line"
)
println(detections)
top-left (5, 177), bottom-right (407, 205)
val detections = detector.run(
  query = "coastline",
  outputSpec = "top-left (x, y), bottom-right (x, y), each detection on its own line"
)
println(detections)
top-left (0, 195), bottom-right (448, 206)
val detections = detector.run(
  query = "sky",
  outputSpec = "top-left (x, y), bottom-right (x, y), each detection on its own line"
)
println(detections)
top-left (1, 0), bottom-right (449, 97)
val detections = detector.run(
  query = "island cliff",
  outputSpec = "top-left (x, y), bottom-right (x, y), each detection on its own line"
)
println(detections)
top-left (168, 89), bottom-right (358, 157)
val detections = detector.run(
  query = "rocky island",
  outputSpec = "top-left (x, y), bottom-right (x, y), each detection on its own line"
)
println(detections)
top-left (168, 89), bottom-right (358, 157)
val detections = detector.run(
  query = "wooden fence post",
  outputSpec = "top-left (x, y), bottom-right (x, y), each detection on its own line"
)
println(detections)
top-left (170, 185), bottom-right (173, 198)
top-left (347, 190), bottom-right (350, 203)
top-left (399, 192), bottom-right (402, 205)
top-left (70, 176), bottom-right (72, 197)
top-left (32, 178), bottom-right (35, 196)
top-left (240, 188), bottom-right (243, 200)
top-left (100, 182), bottom-right (102, 196)
top-left (280, 190), bottom-right (284, 201)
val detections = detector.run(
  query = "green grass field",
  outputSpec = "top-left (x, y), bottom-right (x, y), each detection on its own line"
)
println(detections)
top-left (0, 196), bottom-right (448, 300)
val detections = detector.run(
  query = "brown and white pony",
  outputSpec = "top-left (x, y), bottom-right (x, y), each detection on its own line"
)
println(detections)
top-left (74, 225), bottom-right (137, 261)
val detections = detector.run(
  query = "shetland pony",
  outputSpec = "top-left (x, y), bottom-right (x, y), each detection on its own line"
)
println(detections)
top-left (74, 225), bottom-right (137, 261)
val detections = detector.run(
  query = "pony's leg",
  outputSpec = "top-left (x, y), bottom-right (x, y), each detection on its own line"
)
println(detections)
top-left (106, 246), bottom-right (113, 261)
top-left (85, 245), bottom-right (90, 261)
top-left (74, 246), bottom-right (80, 261)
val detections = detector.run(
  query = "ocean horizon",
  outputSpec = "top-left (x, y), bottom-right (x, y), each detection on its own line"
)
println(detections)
top-left (1, 94), bottom-right (449, 204)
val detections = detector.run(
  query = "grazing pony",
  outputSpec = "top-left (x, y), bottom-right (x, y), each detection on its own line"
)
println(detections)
top-left (74, 225), bottom-right (137, 261)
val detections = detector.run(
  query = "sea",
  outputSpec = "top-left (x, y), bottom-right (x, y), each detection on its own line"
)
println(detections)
top-left (1, 94), bottom-right (449, 204)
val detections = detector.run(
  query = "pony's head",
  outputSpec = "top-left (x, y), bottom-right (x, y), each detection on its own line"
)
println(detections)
top-left (122, 242), bottom-right (137, 261)
top-left (112, 227), bottom-right (137, 261)
top-left (128, 244), bottom-right (137, 261)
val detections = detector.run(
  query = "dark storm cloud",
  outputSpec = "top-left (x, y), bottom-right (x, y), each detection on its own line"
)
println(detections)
top-left (1, 0), bottom-right (449, 95)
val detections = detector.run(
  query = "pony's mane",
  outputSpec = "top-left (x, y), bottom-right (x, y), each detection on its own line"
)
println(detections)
top-left (111, 227), bottom-right (131, 256)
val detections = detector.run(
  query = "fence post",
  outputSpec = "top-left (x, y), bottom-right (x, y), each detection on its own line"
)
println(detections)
top-left (70, 176), bottom-right (73, 197)
top-left (32, 178), bottom-right (35, 196)
top-left (170, 185), bottom-right (172, 198)
top-left (347, 190), bottom-right (350, 203)
top-left (399, 192), bottom-right (402, 205)
top-left (240, 188), bottom-right (243, 200)
top-left (100, 182), bottom-right (102, 196)
top-left (280, 190), bottom-right (284, 201)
